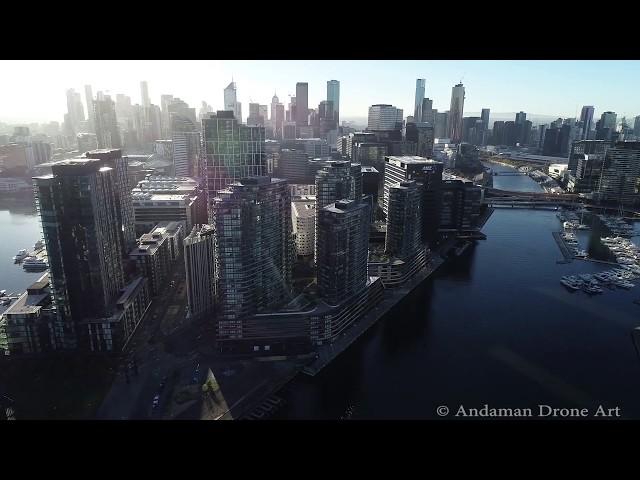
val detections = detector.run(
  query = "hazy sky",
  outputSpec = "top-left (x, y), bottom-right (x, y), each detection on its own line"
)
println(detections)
top-left (1, 60), bottom-right (639, 124)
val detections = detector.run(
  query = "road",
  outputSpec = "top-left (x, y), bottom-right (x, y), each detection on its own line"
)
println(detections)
top-left (96, 259), bottom-right (209, 419)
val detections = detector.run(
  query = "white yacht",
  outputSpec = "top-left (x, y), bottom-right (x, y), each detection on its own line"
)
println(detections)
top-left (13, 249), bottom-right (28, 262)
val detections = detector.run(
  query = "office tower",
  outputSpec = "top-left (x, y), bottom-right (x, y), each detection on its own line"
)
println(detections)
top-left (421, 98), bottom-right (435, 125)
top-left (601, 111), bottom-right (617, 130)
top-left (34, 158), bottom-right (126, 350)
top-left (259, 105), bottom-right (269, 124)
top-left (317, 199), bottom-right (370, 305)
top-left (597, 111), bottom-right (617, 140)
top-left (405, 122), bottom-right (435, 158)
top-left (481, 108), bottom-right (490, 131)
top-left (65, 89), bottom-right (85, 136)
top-left (77, 133), bottom-right (98, 154)
top-left (85, 149), bottom-right (136, 249)
top-left (160, 94), bottom-right (174, 138)
top-left (140, 81), bottom-right (150, 110)
top-left (274, 103), bottom-right (285, 140)
top-left (84, 85), bottom-right (94, 133)
top-left (448, 83), bottom-right (465, 143)
top-left (558, 124), bottom-right (572, 157)
top-left (183, 224), bottom-right (216, 320)
top-left (568, 140), bottom-right (611, 191)
top-left (361, 166), bottom-right (380, 206)
top-left (247, 103), bottom-right (262, 125)
top-left (270, 93), bottom-right (281, 135)
top-left (212, 177), bottom-right (293, 325)
top-left (538, 124), bottom-right (547, 150)
top-left (383, 156), bottom-right (443, 243)
top-left (414, 79), bottom-right (426, 122)
top-left (542, 128), bottom-right (561, 156)
top-left (385, 180), bottom-right (423, 259)
top-left (198, 101), bottom-right (214, 122)
top-left (580, 106), bottom-right (595, 140)
top-left (318, 100), bottom-right (337, 139)
top-left (93, 95), bottom-right (121, 149)
top-left (224, 81), bottom-right (242, 122)
top-left (597, 142), bottom-right (640, 203)
top-left (115, 94), bottom-right (133, 129)
top-left (633, 116), bottom-right (640, 138)
top-left (327, 80), bottom-right (340, 125)
top-left (283, 122), bottom-right (297, 139)
top-left (295, 82), bottom-right (309, 127)
top-left (278, 149), bottom-right (309, 184)
top-left (367, 104), bottom-right (404, 131)
top-left (461, 117), bottom-right (482, 145)
top-left (292, 197), bottom-right (316, 256)
top-left (502, 121), bottom-right (517, 146)
top-left (172, 126), bottom-right (200, 177)
top-left (434, 111), bottom-right (448, 139)
top-left (202, 111), bottom-right (266, 217)
top-left (287, 96), bottom-right (296, 123)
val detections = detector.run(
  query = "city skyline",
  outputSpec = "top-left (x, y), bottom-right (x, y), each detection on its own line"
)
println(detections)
top-left (1, 60), bottom-right (639, 124)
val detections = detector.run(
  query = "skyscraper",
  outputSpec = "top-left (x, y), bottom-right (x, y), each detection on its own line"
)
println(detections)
top-left (85, 149), bottom-right (136, 250)
top-left (184, 224), bottom-right (216, 320)
top-left (597, 142), bottom-right (640, 203)
top-left (160, 94), bottom-right (174, 138)
top-left (202, 111), bottom-right (266, 218)
top-left (212, 177), bottom-right (293, 324)
top-left (317, 199), bottom-right (370, 306)
top-left (414, 79), bottom-right (426, 122)
top-left (140, 81), bottom-right (150, 110)
top-left (84, 85), bottom-right (94, 133)
top-left (367, 104), bottom-right (404, 131)
top-left (93, 95), bottom-right (121, 149)
top-left (34, 158), bottom-right (126, 350)
top-left (634, 116), bottom-right (640, 138)
top-left (580, 106), bottom-right (595, 140)
top-left (65, 88), bottom-right (85, 136)
top-left (327, 80), bottom-right (340, 126)
top-left (385, 180), bottom-right (423, 259)
top-left (295, 82), bottom-right (309, 127)
top-left (224, 81), bottom-right (242, 123)
top-left (383, 156), bottom-right (443, 244)
top-left (448, 83), bottom-right (465, 143)
top-left (315, 160), bottom-right (363, 261)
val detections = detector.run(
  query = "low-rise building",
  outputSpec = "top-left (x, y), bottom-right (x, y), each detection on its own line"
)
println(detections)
top-left (0, 274), bottom-right (53, 356)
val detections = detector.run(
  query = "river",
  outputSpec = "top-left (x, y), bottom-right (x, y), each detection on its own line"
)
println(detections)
top-left (274, 160), bottom-right (640, 419)
top-left (0, 197), bottom-right (45, 312)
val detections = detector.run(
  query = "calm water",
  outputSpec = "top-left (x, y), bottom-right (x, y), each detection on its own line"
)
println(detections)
top-left (275, 161), bottom-right (640, 419)
top-left (0, 197), bottom-right (45, 312)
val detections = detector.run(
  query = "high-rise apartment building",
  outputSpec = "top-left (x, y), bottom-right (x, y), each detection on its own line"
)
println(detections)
top-left (85, 149), bottom-right (136, 250)
top-left (317, 199), bottom-right (370, 306)
top-left (385, 180), bottom-right (423, 259)
top-left (202, 111), bottom-right (266, 219)
top-left (448, 83), bottom-right (465, 143)
top-left (383, 156), bottom-right (443, 244)
top-left (212, 177), bottom-right (293, 328)
top-left (184, 224), bottom-right (216, 320)
top-left (84, 85), bottom-right (94, 133)
top-left (598, 142), bottom-right (640, 203)
top-left (34, 159), bottom-right (126, 350)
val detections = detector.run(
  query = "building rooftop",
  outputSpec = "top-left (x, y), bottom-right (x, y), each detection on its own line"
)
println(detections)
top-left (292, 201), bottom-right (316, 218)
top-left (386, 155), bottom-right (441, 165)
top-left (131, 192), bottom-right (192, 202)
top-left (116, 277), bottom-right (146, 305)
top-left (361, 166), bottom-right (379, 173)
